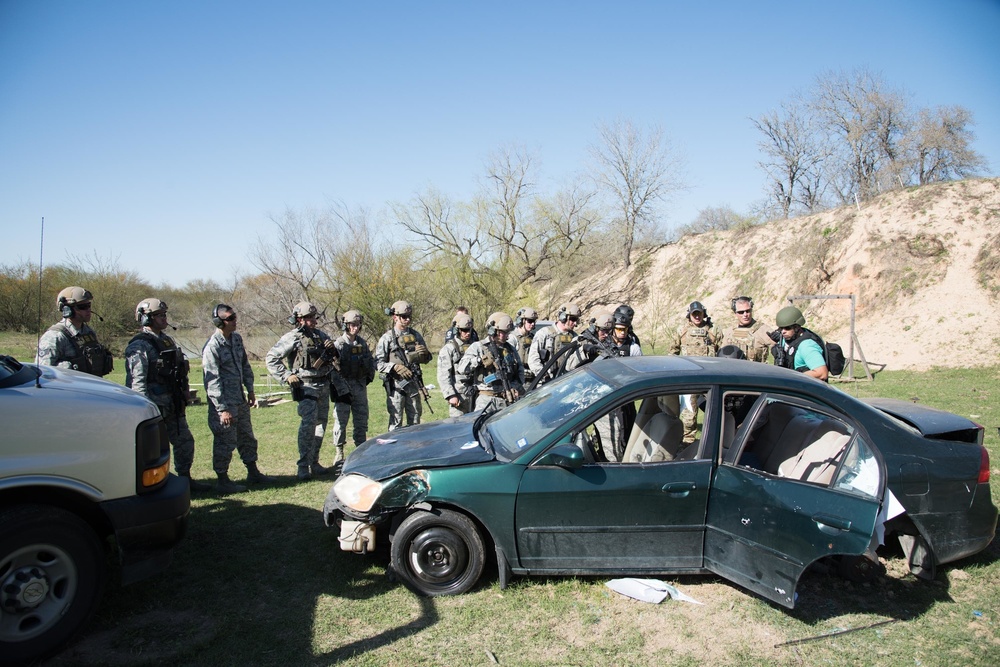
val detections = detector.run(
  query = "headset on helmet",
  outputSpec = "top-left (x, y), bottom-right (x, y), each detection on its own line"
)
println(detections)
top-left (514, 307), bottom-right (538, 328)
top-left (557, 303), bottom-right (581, 323)
top-left (612, 304), bottom-right (633, 328)
top-left (342, 309), bottom-right (363, 331)
top-left (717, 344), bottom-right (747, 360)
top-left (212, 303), bottom-right (233, 328)
top-left (384, 300), bottom-right (413, 317)
top-left (136, 298), bottom-right (168, 326)
top-left (288, 301), bottom-right (318, 325)
top-left (731, 296), bottom-right (754, 312)
top-left (593, 311), bottom-right (614, 331)
top-left (57, 286), bottom-right (93, 318)
top-left (453, 313), bottom-right (473, 331)
top-left (486, 312), bottom-right (514, 337)
top-left (687, 301), bottom-right (707, 318)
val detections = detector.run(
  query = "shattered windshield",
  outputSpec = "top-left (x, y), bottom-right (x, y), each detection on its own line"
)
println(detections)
top-left (486, 368), bottom-right (615, 458)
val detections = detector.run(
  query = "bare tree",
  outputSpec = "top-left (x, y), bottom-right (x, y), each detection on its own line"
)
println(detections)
top-left (590, 119), bottom-right (685, 267)
top-left (752, 100), bottom-right (829, 218)
top-left (811, 68), bottom-right (911, 203)
top-left (908, 105), bottom-right (987, 185)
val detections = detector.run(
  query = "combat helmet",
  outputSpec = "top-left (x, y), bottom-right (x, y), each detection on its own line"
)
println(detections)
top-left (776, 306), bottom-right (806, 328)
top-left (135, 298), bottom-right (168, 325)
top-left (486, 312), bottom-right (514, 335)
top-left (388, 300), bottom-right (412, 317)
top-left (453, 312), bottom-right (473, 330)
top-left (342, 309), bottom-right (363, 329)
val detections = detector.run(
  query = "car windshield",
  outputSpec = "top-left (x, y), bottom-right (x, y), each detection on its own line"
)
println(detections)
top-left (485, 368), bottom-right (615, 458)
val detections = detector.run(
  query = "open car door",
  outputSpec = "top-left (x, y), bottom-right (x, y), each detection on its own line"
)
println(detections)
top-left (704, 393), bottom-right (884, 608)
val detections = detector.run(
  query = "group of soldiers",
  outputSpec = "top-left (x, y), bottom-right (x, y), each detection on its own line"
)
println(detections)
top-left (36, 286), bottom-right (829, 493)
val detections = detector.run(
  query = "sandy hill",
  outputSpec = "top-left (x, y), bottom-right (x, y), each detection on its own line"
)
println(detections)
top-left (566, 177), bottom-right (1000, 372)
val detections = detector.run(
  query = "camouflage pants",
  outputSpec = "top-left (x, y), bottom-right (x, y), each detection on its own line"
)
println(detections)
top-left (680, 393), bottom-right (702, 443)
top-left (386, 387), bottom-right (421, 431)
top-left (447, 394), bottom-right (474, 418)
top-left (473, 393), bottom-right (507, 413)
top-left (159, 400), bottom-right (196, 476)
top-left (332, 378), bottom-right (370, 448)
top-left (297, 380), bottom-right (330, 468)
top-left (208, 400), bottom-right (258, 475)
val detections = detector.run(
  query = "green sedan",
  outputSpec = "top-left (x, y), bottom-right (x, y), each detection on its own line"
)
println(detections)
top-left (323, 356), bottom-right (996, 607)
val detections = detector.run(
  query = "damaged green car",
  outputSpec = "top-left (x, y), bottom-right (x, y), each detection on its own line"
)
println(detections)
top-left (323, 356), bottom-right (996, 607)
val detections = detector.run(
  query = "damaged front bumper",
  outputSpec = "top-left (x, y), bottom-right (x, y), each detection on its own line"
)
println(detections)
top-left (323, 470), bottom-right (432, 553)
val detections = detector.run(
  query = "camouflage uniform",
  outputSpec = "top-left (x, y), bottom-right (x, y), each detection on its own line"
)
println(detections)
top-left (437, 337), bottom-right (474, 417)
top-left (527, 325), bottom-right (578, 383)
top-left (457, 339), bottom-right (525, 412)
top-left (669, 320), bottom-right (723, 443)
top-left (375, 326), bottom-right (432, 430)
top-left (725, 320), bottom-right (772, 363)
top-left (202, 329), bottom-right (259, 475)
top-left (36, 320), bottom-right (113, 376)
top-left (331, 331), bottom-right (377, 451)
top-left (266, 326), bottom-right (347, 474)
top-left (125, 328), bottom-right (196, 476)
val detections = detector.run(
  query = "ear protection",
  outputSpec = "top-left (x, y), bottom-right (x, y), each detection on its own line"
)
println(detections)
top-left (212, 303), bottom-right (231, 328)
top-left (384, 306), bottom-right (394, 316)
top-left (515, 308), bottom-right (525, 328)
top-left (138, 304), bottom-right (153, 327)
top-left (731, 296), bottom-right (754, 312)
top-left (557, 306), bottom-right (568, 323)
top-left (59, 298), bottom-right (74, 319)
top-left (486, 320), bottom-right (497, 337)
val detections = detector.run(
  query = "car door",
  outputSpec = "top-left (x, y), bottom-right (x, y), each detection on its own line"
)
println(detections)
top-left (513, 390), bottom-right (715, 572)
top-left (704, 392), bottom-right (884, 608)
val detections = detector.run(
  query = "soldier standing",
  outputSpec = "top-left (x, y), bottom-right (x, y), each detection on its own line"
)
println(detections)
top-left (266, 301), bottom-right (346, 481)
top-left (36, 286), bottom-right (114, 376)
top-left (457, 312), bottom-right (525, 412)
top-left (725, 296), bottom-right (772, 363)
top-left (202, 304), bottom-right (272, 493)
top-left (510, 307), bottom-right (538, 384)
top-left (669, 301), bottom-right (723, 443)
top-left (437, 312), bottom-right (475, 417)
top-left (375, 301), bottom-right (432, 430)
top-left (527, 303), bottom-right (581, 385)
top-left (330, 310), bottom-right (377, 470)
top-left (125, 298), bottom-right (210, 492)
top-left (443, 306), bottom-right (480, 344)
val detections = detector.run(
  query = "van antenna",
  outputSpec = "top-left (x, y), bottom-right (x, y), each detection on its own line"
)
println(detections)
top-left (34, 217), bottom-right (44, 387)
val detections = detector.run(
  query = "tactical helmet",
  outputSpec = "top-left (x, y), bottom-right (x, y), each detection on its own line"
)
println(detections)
top-left (57, 286), bottom-right (93, 309)
top-left (515, 307), bottom-right (538, 327)
top-left (687, 301), bottom-right (707, 317)
top-left (486, 312), bottom-right (514, 334)
top-left (389, 300), bottom-right (413, 317)
top-left (342, 309), bottom-right (363, 328)
top-left (717, 344), bottom-right (747, 360)
top-left (558, 303), bottom-right (582, 322)
top-left (135, 298), bottom-right (168, 324)
top-left (593, 311), bottom-right (614, 331)
top-left (453, 313), bottom-right (473, 330)
top-left (613, 304), bottom-right (634, 327)
top-left (292, 301), bottom-right (318, 319)
top-left (776, 306), bottom-right (806, 328)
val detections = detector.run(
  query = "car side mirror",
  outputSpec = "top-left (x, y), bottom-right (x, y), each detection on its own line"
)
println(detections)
top-left (535, 443), bottom-right (585, 469)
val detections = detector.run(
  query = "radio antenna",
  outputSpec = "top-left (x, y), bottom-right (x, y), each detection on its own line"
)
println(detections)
top-left (34, 217), bottom-right (45, 386)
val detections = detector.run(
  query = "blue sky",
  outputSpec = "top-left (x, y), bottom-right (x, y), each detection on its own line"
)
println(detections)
top-left (2, 1), bottom-right (998, 287)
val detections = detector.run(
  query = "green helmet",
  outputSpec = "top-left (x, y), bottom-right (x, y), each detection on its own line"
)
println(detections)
top-left (776, 306), bottom-right (806, 328)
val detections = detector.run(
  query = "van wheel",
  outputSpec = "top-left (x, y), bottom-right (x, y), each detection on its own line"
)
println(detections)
top-left (390, 509), bottom-right (485, 596)
top-left (0, 505), bottom-right (106, 664)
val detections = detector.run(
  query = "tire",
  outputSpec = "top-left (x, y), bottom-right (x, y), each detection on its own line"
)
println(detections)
top-left (0, 505), bottom-right (107, 665)
top-left (390, 509), bottom-right (485, 597)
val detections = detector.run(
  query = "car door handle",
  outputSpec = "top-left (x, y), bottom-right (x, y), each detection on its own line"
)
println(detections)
top-left (661, 482), bottom-right (696, 497)
top-left (812, 513), bottom-right (852, 531)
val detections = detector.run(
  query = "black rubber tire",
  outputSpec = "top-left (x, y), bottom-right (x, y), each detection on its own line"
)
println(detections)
top-left (390, 509), bottom-right (485, 597)
top-left (0, 505), bottom-right (106, 664)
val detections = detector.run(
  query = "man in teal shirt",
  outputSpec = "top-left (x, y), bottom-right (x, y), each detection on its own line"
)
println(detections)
top-left (775, 306), bottom-right (829, 382)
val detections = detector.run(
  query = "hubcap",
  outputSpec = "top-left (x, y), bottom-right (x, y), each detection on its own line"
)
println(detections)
top-left (0, 544), bottom-right (77, 642)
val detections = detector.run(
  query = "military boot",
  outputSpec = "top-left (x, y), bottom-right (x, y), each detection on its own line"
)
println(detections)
top-left (296, 465), bottom-right (312, 482)
top-left (180, 473), bottom-right (212, 493)
top-left (332, 446), bottom-right (346, 476)
top-left (311, 461), bottom-right (332, 476)
top-left (245, 462), bottom-right (274, 485)
top-left (216, 472), bottom-right (247, 494)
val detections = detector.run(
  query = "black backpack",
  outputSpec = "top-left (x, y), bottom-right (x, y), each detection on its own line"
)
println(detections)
top-left (825, 341), bottom-right (846, 376)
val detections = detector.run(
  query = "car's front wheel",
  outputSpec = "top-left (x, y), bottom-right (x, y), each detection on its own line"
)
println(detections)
top-left (0, 505), bottom-right (106, 664)
top-left (390, 508), bottom-right (485, 596)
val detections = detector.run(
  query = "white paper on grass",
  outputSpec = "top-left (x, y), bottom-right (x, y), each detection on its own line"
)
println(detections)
top-left (605, 578), bottom-right (702, 605)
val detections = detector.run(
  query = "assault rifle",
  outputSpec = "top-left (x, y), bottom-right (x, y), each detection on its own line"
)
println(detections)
top-left (391, 331), bottom-right (434, 414)
top-left (484, 340), bottom-right (517, 405)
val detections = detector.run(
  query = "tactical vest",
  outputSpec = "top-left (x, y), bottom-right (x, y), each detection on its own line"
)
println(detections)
top-left (130, 332), bottom-right (189, 401)
top-left (484, 342), bottom-right (519, 390)
top-left (679, 324), bottom-right (716, 356)
top-left (291, 329), bottom-right (327, 376)
top-left (50, 324), bottom-right (114, 376)
top-left (341, 338), bottom-right (370, 380)
top-left (728, 321), bottom-right (767, 362)
top-left (777, 328), bottom-right (829, 380)
top-left (516, 329), bottom-right (534, 361)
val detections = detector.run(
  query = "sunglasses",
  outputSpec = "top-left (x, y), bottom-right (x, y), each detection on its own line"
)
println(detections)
top-left (75, 303), bottom-right (92, 310)
top-left (566, 316), bottom-right (579, 322)
top-left (524, 319), bottom-right (537, 324)
top-left (735, 309), bottom-right (752, 315)
top-left (457, 327), bottom-right (472, 333)
top-left (398, 314), bottom-right (412, 320)
top-left (221, 314), bottom-right (237, 323)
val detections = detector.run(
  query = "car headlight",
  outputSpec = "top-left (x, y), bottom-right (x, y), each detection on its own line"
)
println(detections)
top-left (333, 474), bottom-right (383, 512)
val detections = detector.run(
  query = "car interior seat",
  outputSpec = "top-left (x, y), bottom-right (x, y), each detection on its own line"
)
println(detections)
top-left (622, 395), bottom-right (683, 463)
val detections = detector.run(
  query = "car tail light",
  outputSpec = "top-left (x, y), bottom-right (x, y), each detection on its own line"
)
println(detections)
top-left (978, 447), bottom-right (990, 484)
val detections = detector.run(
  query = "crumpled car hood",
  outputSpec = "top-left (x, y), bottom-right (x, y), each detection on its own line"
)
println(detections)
top-left (342, 413), bottom-right (495, 481)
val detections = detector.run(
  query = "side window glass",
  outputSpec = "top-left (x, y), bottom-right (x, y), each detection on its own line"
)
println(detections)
top-left (619, 392), bottom-right (706, 464)
top-left (833, 437), bottom-right (880, 497)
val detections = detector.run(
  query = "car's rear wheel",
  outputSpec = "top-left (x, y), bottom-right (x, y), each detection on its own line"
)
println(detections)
top-left (0, 505), bottom-right (106, 664)
top-left (390, 509), bottom-right (485, 596)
